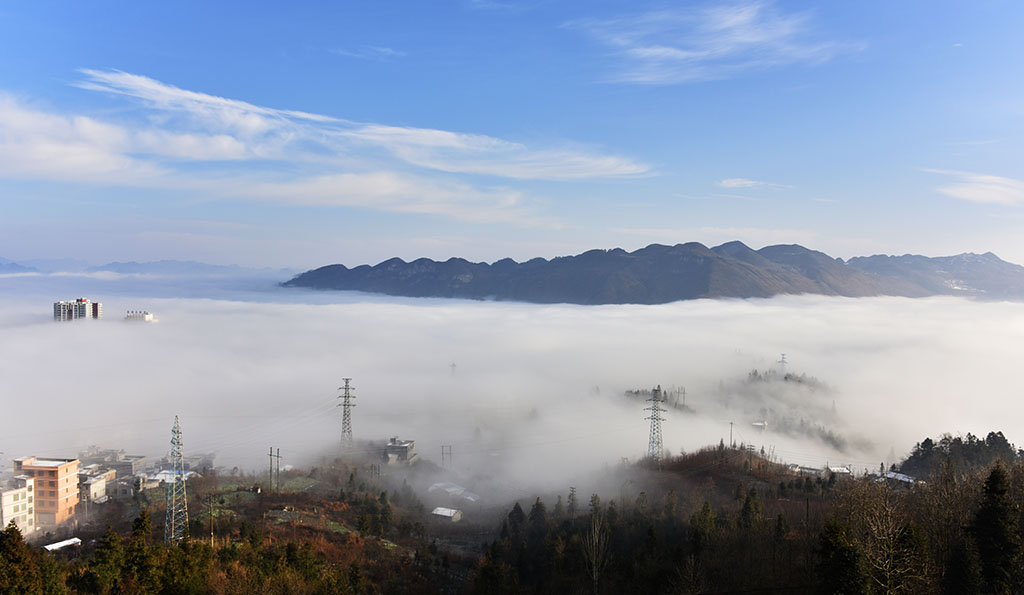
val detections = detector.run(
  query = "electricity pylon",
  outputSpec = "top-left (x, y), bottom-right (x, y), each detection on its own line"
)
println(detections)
top-left (338, 378), bottom-right (356, 453)
top-left (645, 385), bottom-right (667, 462)
top-left (165, 416), bottom-right (189, 544)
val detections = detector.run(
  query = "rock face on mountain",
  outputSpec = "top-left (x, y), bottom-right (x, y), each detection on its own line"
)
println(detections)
top-left (283, 242), bottom-right (1024, 305)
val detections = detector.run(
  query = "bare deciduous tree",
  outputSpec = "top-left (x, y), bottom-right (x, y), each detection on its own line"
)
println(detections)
top-left (582, 512), bottom-right (610, 594)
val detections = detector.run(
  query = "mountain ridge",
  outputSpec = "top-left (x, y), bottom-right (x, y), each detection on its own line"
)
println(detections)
top-left (283, 241), bottom-right (1024, 304)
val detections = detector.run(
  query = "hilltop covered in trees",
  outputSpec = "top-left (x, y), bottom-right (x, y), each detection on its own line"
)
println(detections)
top-left (477, 441), bottom-right (1024, 594)
top-left (899, 431), bottom-right (1021, 478)
top-left (5, 432), bottom-right (1024, 594)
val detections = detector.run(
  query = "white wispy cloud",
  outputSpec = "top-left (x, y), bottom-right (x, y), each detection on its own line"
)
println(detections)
top-left (719, 177), bottom-right (766, 188)
top-left (0, 96), bottom-right (550, 224)
top-left (566, 1), bottom-right (855, 84)
top-left (0, 69), bottom-right (651, 224)
top-left (345, 125), bottom-right (649, 180)
top-left (330, 46), bottom-right (406, 60)
top-left (232, 171), bottom-right (555, 226)
top-left (74, 69), bottom-right (649, 180)
top-left (717, 177), bottom-right (789, 190)
top-left (927, 169), bottom-right (1024, 206)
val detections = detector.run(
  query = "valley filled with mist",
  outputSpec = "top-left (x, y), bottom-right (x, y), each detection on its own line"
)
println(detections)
top-left (4, 274), bottom-right (1022, 497)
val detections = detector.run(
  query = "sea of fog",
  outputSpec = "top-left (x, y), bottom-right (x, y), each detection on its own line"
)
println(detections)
top-left (2, 272), bottom-right (1024, 495)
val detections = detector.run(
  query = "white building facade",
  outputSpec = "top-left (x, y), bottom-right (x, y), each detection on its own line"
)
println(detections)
top-left (54, 298), bottom-right (102, 321)
top-left (0, 476), bottom-right (36, 535)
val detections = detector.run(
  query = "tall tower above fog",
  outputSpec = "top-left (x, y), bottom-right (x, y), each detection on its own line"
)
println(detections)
top-left (53, 298), bottom-right (102, 321)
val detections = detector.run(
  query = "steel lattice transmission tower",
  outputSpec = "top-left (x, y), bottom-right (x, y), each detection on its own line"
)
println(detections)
top-left (164, 415), bottom-right (189, 544)
top-left (645, 385), bottom-right (667, 461)
top-left (338, 378), bottom-right (356, 452)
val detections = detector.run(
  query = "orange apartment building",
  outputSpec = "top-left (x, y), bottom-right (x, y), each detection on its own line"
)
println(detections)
top-left (13, 457), bottom-right (80, 527)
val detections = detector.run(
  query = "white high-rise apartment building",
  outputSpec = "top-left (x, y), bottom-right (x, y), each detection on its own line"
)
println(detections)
top-left (0, 476), bottom-right (36, 535)
top-left (53, 298), bottom-right (102, 321)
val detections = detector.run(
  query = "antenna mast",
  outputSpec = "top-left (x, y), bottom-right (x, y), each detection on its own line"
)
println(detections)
top-left (338, 378), bottom-right (356, 453)
top-left (645, 385), bottom-right (667, 462)
top-left (165, 416), bottom-right (189, 544)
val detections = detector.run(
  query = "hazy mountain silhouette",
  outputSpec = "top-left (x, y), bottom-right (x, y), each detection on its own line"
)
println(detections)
top-left (283, 242), bottom-right (1024, 304)
top-left (0, 257), bottom-right (38, 274)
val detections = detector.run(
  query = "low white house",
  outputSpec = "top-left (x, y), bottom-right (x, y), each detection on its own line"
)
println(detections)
top-left (431, 507), bottom-right (463, 523)
top-left (43, 537), bottom-right (81, 552)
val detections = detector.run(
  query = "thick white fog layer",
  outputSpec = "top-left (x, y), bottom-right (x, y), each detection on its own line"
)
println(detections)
top-left (3, 278), bottom-right (1024, 496)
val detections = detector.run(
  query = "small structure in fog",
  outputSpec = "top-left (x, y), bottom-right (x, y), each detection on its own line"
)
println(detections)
top-left (43, 537), bottom-right (81, 552)
top-left (428, 481), bottom-right (481, 504)
top-left (431, 507), bottom-right (462, 523)
top-left (385, 436), bottom-right (419, 466)
top-left (882, 471), bottom-right (916, 484)
top-left (125, 310), bottom-right (154, 322)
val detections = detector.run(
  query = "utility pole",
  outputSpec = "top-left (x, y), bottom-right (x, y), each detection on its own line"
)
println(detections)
top-left (268, 447), bottom-right (282, 492)
top-left (164, 416), bottom-right (189, 544)
top-left (441, 445), bottom-right (452, 467)
top-left (207, 495), bottom-right (215, 548)
top-left (777, 353), bottom-right (787, 376)
top-left (337, 379), bottom-right (356, 453)
top-left (730, 422), bottom-right (734, 448)
top-left (644, 385), bottom-right (666, 462)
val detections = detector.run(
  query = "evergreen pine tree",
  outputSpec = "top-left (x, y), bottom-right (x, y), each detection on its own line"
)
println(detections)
top-left (817, 520), bottom-right (868, 595)
top-left (942, 537), bottom-right (982, 595)
top-left (0, 521), bottom-right (42, 595)
top-left (973, 463), bottom-right (1019, 595)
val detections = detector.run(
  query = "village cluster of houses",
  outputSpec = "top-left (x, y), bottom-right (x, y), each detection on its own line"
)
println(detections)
top-left (0, 446), bottom-right (213, 538)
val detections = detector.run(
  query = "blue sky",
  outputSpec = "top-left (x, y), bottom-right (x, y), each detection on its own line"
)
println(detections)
top-left (1, 0), bottom-right (1023, 268)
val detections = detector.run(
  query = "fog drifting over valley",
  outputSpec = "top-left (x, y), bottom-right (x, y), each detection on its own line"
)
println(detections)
top-left (3, 277), bottom-right (1024, 497)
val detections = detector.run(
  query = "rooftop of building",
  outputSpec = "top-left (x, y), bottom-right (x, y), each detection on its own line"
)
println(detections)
top-left (15, 456), bottom-right (79, 467)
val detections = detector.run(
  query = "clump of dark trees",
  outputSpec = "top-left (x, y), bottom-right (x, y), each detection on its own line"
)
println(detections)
top-left (473, 436), bottom-right (1024, 594)
top-left (899, 431), bottom-right (1020, 478)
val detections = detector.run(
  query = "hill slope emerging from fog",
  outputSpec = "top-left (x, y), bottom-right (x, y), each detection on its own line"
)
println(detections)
top-left (282, 241), bottom-right (1024, 304)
